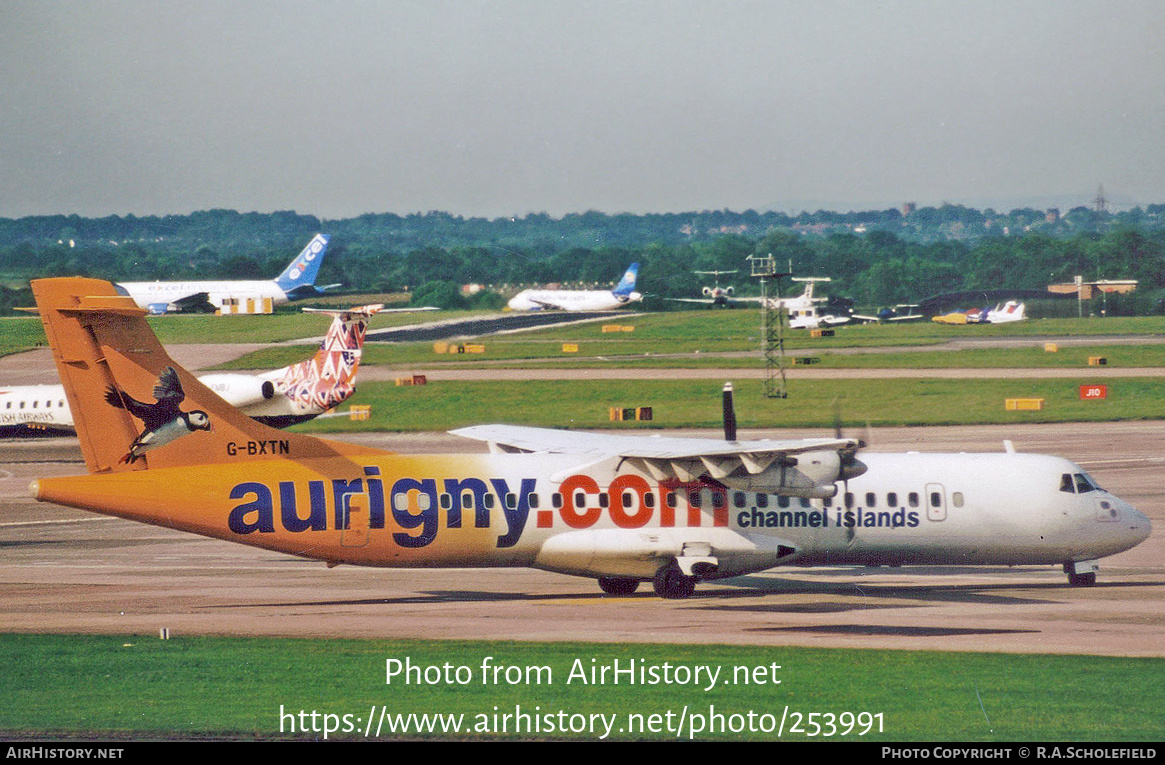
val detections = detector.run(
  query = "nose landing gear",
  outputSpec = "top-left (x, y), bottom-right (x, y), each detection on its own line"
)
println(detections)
top-left (1064, 560), bottom-right (1098, 587)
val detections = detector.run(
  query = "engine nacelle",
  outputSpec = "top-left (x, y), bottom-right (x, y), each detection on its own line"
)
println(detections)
top-left (718, 451), bottom-right (867, 498)
top-left (197, 373), bottom-right (276, 408)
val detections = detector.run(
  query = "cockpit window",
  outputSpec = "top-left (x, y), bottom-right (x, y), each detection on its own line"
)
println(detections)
top-left (1061, 472), bottom-right (1102, 493)
top-left (1074, 473), bottom-right (1098, 493)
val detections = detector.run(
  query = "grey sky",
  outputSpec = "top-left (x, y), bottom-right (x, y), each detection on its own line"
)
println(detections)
top-left (2, 0), bottom-right (1163, 219)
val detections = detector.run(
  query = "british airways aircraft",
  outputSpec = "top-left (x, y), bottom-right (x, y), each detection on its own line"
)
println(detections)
top-left (507, 263), bottom-right (642, 311)
top-left (27, 278), bottom-right (1151, 598)
top-left (0, 303), bottom-right (381, 436)
top-left (115, 234), bottom-right (333, 314)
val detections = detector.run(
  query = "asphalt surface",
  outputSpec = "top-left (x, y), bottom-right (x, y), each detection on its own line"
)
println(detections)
top-left (2, 332), bottom-right (1163, 656)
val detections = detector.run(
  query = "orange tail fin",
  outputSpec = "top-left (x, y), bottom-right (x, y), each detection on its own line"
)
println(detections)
top-left (32, 278), bottom-right (374, 473)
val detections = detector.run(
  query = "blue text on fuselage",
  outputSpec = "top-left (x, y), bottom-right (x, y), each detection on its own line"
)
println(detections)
top-left (226, 467), bottom-right (533, 548)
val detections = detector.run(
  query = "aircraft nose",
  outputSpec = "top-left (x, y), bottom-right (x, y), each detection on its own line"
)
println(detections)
top-left (1117, 499), bottom-right (1152, 548)
top-left (1129, 506), bottom-right (1152, 544)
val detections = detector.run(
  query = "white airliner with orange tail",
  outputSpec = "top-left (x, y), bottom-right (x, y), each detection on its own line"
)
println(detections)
top-left (28, 278), bottom-right (1149, 597)
top-left (0, 304), bottom-right (382, 436)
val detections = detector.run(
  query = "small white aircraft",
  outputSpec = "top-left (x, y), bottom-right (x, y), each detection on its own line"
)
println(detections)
top-left (777, 278), bottom-right (853, 329)
top-left (981, 301), bottom-right (1027, 323)
top-left (115, 234), bottom-right (334, 314)
top-left (932, 301), bottom-right (1027, 325)
top-left (667, 270), bottom-right (741, 307)
top-left (507, 263), bottom-right (642, 311)
top-left (0, 304), bottom-right (382, 436)
top-left (26, 277), bottom-right (1152, 600)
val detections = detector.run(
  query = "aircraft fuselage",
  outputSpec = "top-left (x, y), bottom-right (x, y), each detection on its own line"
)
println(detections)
top-left (32, 449), bottom-right (1149, 583)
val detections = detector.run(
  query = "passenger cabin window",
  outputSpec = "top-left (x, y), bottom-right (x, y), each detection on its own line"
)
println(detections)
top-left (887, 492), bottom-right (898, 507)
top-left (952, 492), bottom-right (964, 508)
top-left (908, 492), bottom-right (920, 507)
top-left (756, 493), bottom-right (768, 508)
top-left (865, 492), bottom-right (877, 507)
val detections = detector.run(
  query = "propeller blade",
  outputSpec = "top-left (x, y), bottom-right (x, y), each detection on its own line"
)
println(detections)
top-left (722, 382), bottom-right (737, 442)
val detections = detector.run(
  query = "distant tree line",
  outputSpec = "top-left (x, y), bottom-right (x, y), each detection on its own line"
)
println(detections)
top-left (2, 206), bottom-right (1164, 314)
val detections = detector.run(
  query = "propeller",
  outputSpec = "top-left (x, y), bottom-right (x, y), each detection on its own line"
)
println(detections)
top-left (830, 397), bottom-right (868, 496)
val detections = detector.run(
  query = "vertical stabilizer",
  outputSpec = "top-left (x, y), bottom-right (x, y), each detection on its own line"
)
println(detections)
top-left (274, 234), bottom-right (330, 294)
top-left (270, 304), bottom-right (383, 414)
top-left (612, 263), bottom-right (639, 296)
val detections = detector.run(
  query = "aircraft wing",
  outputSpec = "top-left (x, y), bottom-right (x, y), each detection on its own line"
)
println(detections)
top-left (451, 424), bottom-right (864, 495)
top-left (168, 292), bottom-right (215, 313)
top-left (851, 312), bottom-right (923, 323)
top-left (664, 297), bottom-right (719, 305)
top-left (664, 296), bottom-right (765, 306)
top-left (301, 305), bottom-right (438, 315)
top-left (527, 296), bottom-right (571, 310)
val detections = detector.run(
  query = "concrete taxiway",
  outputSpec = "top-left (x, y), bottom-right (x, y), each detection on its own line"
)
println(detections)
top-left (1, 421), bottom-right (1161, 656)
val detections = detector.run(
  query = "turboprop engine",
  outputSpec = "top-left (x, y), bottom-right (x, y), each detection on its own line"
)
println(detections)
top-left (713, 382), bottom-right (866, 497)
top-left (196, 373), bottom-right (276, 408)
top-left (716, 447), bottom-right (866, 498)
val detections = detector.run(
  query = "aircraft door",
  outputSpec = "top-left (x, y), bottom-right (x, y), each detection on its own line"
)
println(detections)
top-left (925, 483), bottom-right (946, 522)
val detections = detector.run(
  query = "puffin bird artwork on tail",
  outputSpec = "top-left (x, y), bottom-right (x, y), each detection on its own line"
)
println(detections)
top-left (105, 366), bottom-right (212, 464)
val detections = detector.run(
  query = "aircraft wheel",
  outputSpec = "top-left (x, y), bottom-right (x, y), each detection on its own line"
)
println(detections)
top-left (598, 577), bottom-right (640, 595)
top-left (1067, 571), bottom-right (1097, 587)
top-left (653, 563), bottom-right (696, 599)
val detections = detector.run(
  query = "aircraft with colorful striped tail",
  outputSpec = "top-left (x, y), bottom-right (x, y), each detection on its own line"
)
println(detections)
top-left (1, 303), bottom-right (382, 436)
top-left (28, 278), bottom-right (1150, 597)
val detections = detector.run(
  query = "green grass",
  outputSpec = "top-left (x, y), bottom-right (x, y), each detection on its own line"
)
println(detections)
top-left (292, 377), bottom-right (1165, 433)
top-left (0, 634), bottom-right (1160, 741)
top-left (0, 309), bottom-right (485, 356)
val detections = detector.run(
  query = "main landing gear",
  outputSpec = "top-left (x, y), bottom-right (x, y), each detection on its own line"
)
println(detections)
top-left (652, 562), bottom-right (697, 599)
top-left (597, 576), bottom-right (640, 595)
top-left (595, 563), bottom-right (699, 599)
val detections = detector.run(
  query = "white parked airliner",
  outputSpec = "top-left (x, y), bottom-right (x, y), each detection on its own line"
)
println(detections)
top-left (115, 234), bottom-right (333, 314)
top-left (507, 263), bottom-right (642, 311)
